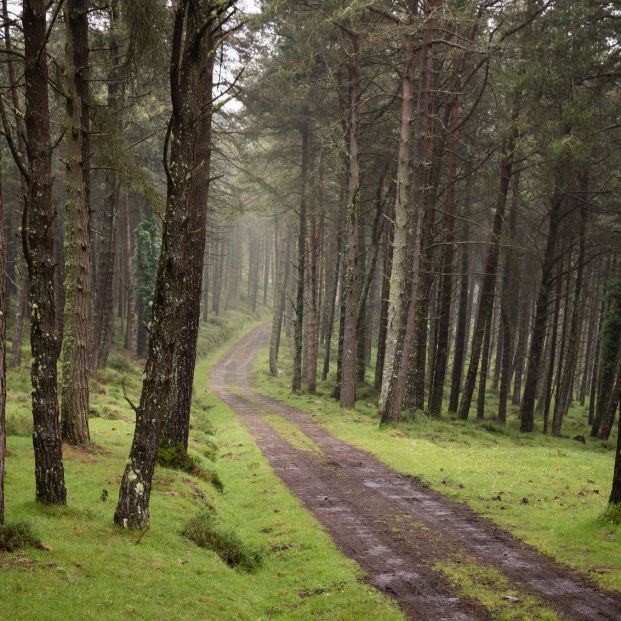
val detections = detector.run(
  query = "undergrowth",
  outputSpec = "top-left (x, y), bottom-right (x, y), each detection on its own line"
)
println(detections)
top-left (0, 522), bottom-right (42, 553)
top-left (183, 509), bottom-right (262, 573)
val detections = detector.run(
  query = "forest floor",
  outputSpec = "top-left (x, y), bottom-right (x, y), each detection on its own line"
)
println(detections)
top-left (214, 322), bottom-right (621, 621)
top-left (0, 311), bottom-right (402, 621)
top-left (2, 317), bottom-right (621, 620)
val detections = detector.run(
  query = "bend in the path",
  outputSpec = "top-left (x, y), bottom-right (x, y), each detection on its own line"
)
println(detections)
top-left (210, 324), bottom-right (621, 621)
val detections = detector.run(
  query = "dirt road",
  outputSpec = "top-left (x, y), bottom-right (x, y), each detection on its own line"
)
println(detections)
top-left (211, 324), bottom-right (621, 621)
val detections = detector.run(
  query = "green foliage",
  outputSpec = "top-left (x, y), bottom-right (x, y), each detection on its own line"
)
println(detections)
top-left (183, 509), bottom-right (263, 573)
top-left (135, 211), bottom-right (160, 314)
top-left (157, 444), bottom-right (223, 492)
top-left (0, 523), bottom-right (42, 553)
top-left (120, 0), bottom-right (169, 72)
top-left (106, 354), bottom-right (136, 373)
top-left (601, 503), bottom-right (621, 526)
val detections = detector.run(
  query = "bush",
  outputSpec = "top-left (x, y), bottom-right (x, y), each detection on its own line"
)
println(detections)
top-left (157, 444), bottom-right (223, 492)
top-left (6, 412), bottom-right (32, 437)
top-left (0, 523), bottom-right (42, 552)
top-left (107, 354), bottom-right (136, 373)
top-left (601, 503), bottom-right (621, 525)
top-left (183, 510), bottom-right (262, 572)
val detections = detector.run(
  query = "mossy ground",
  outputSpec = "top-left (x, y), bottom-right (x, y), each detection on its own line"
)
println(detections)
top-left (255, 345), bottom-right (621, 593)
top-left (0, 311), bottom-right (403, 621)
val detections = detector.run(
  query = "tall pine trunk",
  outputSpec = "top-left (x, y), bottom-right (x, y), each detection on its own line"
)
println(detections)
top-left (379, 35), bottom-right (415, 416)
top-left (520, 190), bottom-right (563, 432)
top-left (457, 120), bottom-right (517, 420)
top-left (61, 0), bottom-right (92, 446)
top-left (93, 3), bottom-right (121, 370)
top-left (0, 154), bottom-right (6, 523)
top-left (269, 219), bottom-right (290, 376)
top-left (22, 0), bottom-right (66, 504)
top-left (292, 119), bottom-right (309, 393)
top-left (339, 32), bottom-right (363, 409)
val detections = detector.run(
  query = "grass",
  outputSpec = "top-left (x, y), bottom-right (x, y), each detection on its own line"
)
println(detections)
top-left (436, 554), bottom-right (560, 621)
top-left (0, 309), bottom-right (404, 621)
top-left (254, 345), bottom-right (621, 593)
top-left (183, 508), bottom-right (263, 573)
top-left (0, 522), bottom-right (43, 553)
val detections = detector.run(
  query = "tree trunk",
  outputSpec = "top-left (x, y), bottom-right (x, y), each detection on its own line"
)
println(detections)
top-left (379, 35), bottom-right (416, 415)
top-left (115, 0), bottom-right (222, 528)
top-left (339, 32), bottom-right (363, 409)
top-left (381, 1), bottom-right (438, 422)
top-left (476, 314), bottom-right (492, 420)
top-left (292, 119), bottom-right (309, 393)
top-left (93, 4), bottom-right (121, 370)
top-left (0, 149), bottom-right (6, 523)
top-left (610, 405), bottom-right (621, 505)
top-left (498, 170), bottom-right (521, 423)
top-left (553, 187), bottom-right (587, 435)
top-left (269, 220), bottom-right (290, 376)
top-left (429, 98), bottom-right (459, 417)
top-left (3, 0), bottom-right (29, 370)
top-left (123, 194), bottom-right (137, 352)
top-left (457, 121), bottom-right (517, 421)
top-left (22, 0), bottom-right (66, 504)
top-left (61, 0), bottom-right (91, 446)
top-left (375, 216), bottom-right (393, 392)
top-left (449, 204), bottom-right (471, 412)
top-left (520, 190), bottom-right (563, 432)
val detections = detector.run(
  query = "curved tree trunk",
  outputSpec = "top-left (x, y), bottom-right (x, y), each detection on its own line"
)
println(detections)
top-left (115, 0), bottom-right (223, 528)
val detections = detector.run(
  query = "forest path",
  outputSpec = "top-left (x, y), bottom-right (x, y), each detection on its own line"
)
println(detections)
top-left (210, 323), bottom-right (621, 621)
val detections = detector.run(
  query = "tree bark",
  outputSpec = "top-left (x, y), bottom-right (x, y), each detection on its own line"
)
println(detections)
top-left (457, 120), bottom-right (517, 421)
top-left (292, 119), bottom-right (309, 393)
top-left (115, 0), bottom-right (223, 528)
top-left (553, 185), bottom-right (587, 435)
top-left (0, 148), bottom-right (6, 523)
top-left (3, 0), bottom-right (29, 370)
top-left (339, 32), bottom-right (363, 409)
top-left (93, 3), bottom-right (121, 370)
top-left (379, 35), bottom-right (415, 415)
top-left (520, 190), bottom-right (563, 432)
top-left (22, 0), bottom-right (66, 504)
top-left (269, 219), bottom-right (290, 376)
top-left (61, 0), bottom-right (92, 446)
top-left (123, 194), bottom-right (137, 353)
top-left (429, 98), bottom-right (459, 417)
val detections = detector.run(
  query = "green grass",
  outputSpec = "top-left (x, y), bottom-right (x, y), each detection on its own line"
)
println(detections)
top-left (0, 309), bottom-right (404, 621)
top-left (436, 554), bottom-right (560, 621)
top-left (254, 346), bottom-right (621, 592)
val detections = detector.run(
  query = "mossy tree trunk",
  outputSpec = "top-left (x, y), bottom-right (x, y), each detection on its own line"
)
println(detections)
top-left (381, 1), bottom-right (435, 422)
top-left (0, 156), bottom-right (6, 524)
top-left (2, 0), bottom-right (29, 370)
top-left (61, 0), bottom-right (92, 446)
top-left (22, 0), bottom-right (66, 505)
top-left (115, 0), bottom-right (228, 528)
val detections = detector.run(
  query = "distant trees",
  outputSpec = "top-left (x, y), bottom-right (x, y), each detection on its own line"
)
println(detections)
top-left (0, 0), bottom-right (619, 523)
top-left (241, 0), bottom-right (620, 505)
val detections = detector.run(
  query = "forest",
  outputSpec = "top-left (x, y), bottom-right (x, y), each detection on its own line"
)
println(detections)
top-left (0, 1), bottom-right (621, 620)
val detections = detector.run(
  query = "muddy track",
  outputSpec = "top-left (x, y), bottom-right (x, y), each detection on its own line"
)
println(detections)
top-left (210, 324), bottom-right (621, 621)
